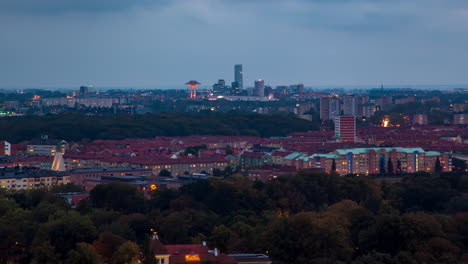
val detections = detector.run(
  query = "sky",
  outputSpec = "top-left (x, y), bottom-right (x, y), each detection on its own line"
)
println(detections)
top-left (1, 0), bottom-right (468, 89)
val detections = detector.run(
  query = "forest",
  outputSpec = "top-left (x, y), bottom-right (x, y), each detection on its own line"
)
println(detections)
top-left (0, 171), bottom-right (467, 263)
top-left (0, 112), bottom-right (318, 143)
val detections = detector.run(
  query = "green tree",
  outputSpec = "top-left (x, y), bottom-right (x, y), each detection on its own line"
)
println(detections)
top-left (31, 241), bottom-right (60, 264)
top-left (387, 158), bottom-right (394, 174)
top-left (66, 242), bottom-right (102, 264)
top-left (396, 159), bottom-right (402, 174)
top-left (211, 225), bottom-right (232, 252)
top-left (90, 182), bottom-right (145, 213)
top-left (435, 157), bottom-right (442, 173)
top-left (92, 232), bottom-right (126, 261)
top-left (379, 156), bottom-right (386, 174)
top-left (452, 157), bottom-right (467, 172)
top-left (158, 169), bottom-right (172, 177)
top-left (34, 211), bottom-right (97, 258)
top-left (50, 183), bottom-right (84, 193)
top-left (110, 241), bottom-right (140, 264)
top-left (266, 212), bottom-right (353, 263)
top-left (0, 208), bottom-right (35, 263)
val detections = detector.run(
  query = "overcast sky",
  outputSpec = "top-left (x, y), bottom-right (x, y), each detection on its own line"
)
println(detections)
top-left (1, 0), bottom-right (467, 89)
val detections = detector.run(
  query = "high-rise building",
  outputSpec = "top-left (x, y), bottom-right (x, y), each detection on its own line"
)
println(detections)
top-left (289, 84), bottom-right (305, 94)
top-left (213, 79), bottom-right (228, 95)
top-left (343, 95), bottom-right (358, 116)
top-left (79, 86), bottom-right (89, 97)
top-left (329, 98), bottom-right (341, 120)
top-left (362, 103), bottom-right (376, 118)
top-left (320, 97), bottom-right (330, 120)
top-left (254, 79), bottom-right (265, 97)
top-left (234, 64), bottom-right (243, 90)
top-left (334, 116), bottom-right (356, 143)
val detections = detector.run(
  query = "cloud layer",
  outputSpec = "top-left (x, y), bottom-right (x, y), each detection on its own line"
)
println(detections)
top-left (0, 0), bottom-right (467, 88)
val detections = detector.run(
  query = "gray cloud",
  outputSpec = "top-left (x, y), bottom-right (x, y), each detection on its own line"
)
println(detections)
top-left (0, 0), bottom-right (467, 88)
top-left (0, 0), bottom-right (165, 14)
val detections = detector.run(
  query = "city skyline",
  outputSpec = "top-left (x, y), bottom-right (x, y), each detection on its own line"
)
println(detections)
top-left (1, 0), bottom-right (468, 88)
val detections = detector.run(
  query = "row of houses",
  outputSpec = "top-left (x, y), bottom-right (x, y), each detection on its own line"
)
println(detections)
top-left (241, 147), bottom-right (452, 176)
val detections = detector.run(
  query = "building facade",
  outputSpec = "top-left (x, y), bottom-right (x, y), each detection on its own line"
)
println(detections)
top-left (0, 168), bottom-right (69, 190)
top-left (0, 141), bottom-right (11, 156)
top-left (234, 64), bottom-right (243, 90)
top-left (254, 79), bottom-right (265, 97)
top-left (284, 147), bottom-right (451, 175)
top-left (334, 116), bottom-right (356, 143)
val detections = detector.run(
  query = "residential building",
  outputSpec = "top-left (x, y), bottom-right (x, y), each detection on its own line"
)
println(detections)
top-left (66, 167), bottom-right (152, 186)
top-left (452, 103), bottom-right (467, 113)
top-left (240, 152), bottom-right (271, 169)
top-left (27, 135), bottom-right (67, 156)
top-left (284, 147), bottom-right (451, 175)
top-left (0, 167), bottom-right (69, 190)
top-left (0, 141), bottom-right (11, 156)
top-left (83, 175), bottom-right (158, 197)
top-left (454, 114), bottom-right (467, 125)
top-left (413, 114), bottom-right (428, 125)
top-left (343, 95), bottom-right (358, 116)
top-left (319, 97), bottom-right (330, 121)
top-left (334, 116), bottom-right (356, 143)
top-left (329, 98), bottom-right (341, 119)
top-left (361, 103), bottom-right (376, 118)
top-left (150, 237), bottom-right (272, 264)
top-left (254, 79), bottom-right (265, 97)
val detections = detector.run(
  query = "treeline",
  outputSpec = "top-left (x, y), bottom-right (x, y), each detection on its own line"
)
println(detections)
top-left (0, 112), bottom-right (318, 143)
top-left (0, 171), bottom-right (467, 263)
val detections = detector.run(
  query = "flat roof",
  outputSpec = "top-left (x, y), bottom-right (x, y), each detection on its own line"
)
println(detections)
top-left (68, 167), bottom-right (149, 173)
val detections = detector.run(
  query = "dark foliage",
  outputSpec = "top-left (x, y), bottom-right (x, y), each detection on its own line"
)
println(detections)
top-left (0, 113), bottom-right (318, 143)
top-left (0, 170), bottom-right (466, 263)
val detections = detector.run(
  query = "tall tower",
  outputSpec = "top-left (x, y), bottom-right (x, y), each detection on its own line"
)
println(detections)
top-left (254, 79), bottom-right (265, 97)
top-left (320, 97), bottom-right (330, 121)
top-left (185, 80), bottom-right (200, 99)
top-left (234, 64), bottom-right (243, 90)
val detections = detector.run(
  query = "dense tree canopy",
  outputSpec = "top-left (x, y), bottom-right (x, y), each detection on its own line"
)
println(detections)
top-left (0, 112), bottom-right (318, 143)
top-left (0, 171), bottom-right (466, 263)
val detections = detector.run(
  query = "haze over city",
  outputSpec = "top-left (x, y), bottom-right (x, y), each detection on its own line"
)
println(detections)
top-left (1, 0), bottom-right (468, 89)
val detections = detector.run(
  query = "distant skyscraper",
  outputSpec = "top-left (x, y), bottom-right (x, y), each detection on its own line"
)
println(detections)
top-left (254, 79), bottom-right (265, 97)
top-left (335, 116), bottom-right (356, 143)
top-left (234, 64), bottom-right (243, 90)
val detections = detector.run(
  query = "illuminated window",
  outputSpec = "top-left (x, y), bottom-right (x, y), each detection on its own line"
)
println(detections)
top-left (185, 254), bottom-right (201, 262)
